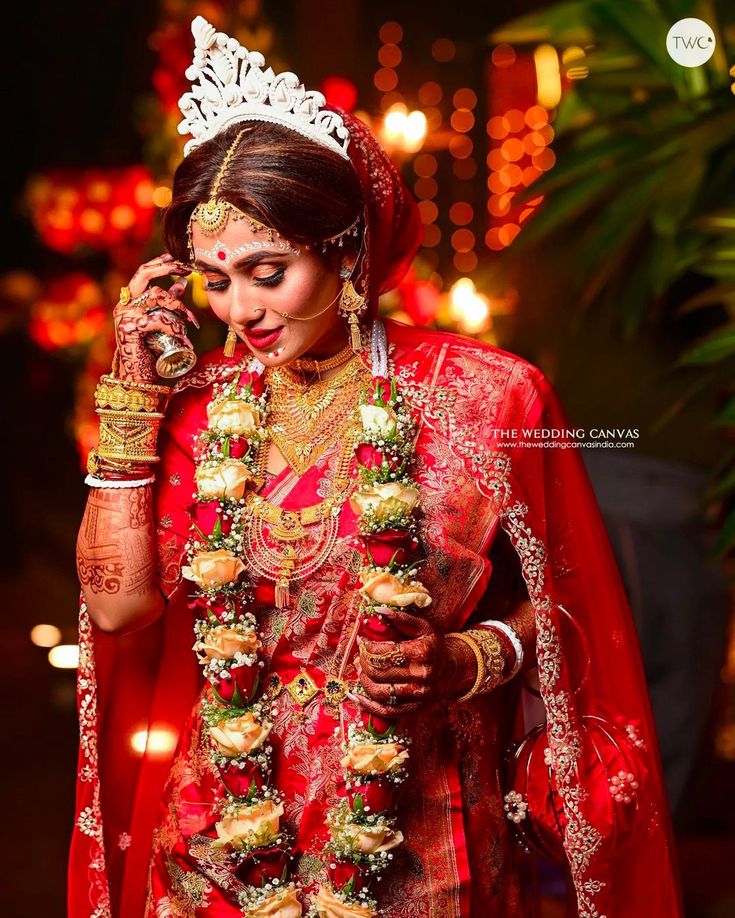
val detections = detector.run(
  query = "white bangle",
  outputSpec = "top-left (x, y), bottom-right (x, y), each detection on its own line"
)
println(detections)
top-left (84, 474), bottom-right (155, 489)
top-left (478, 618), bottom-right (524, 680)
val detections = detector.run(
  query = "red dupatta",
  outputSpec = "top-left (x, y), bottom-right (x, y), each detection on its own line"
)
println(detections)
top-left (69, 106), bottom-right (683, 917)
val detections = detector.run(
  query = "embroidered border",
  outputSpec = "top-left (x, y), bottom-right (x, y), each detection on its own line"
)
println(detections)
top-left (76, 599), bottom-right (113, 917)
top-left (397, 345), bottom-right (606, 918)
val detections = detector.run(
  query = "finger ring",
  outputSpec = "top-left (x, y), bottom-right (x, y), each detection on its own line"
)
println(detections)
top-left (130, 291), bottom-right (151, 307)
top-left (119, 286), bottom-right (131, 306)
top-left (362, 648), bottom-right (407, 669)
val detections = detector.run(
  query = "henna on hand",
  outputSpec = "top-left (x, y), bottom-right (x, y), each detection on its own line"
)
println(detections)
top-left (112, 253), bottom-right (198, 383)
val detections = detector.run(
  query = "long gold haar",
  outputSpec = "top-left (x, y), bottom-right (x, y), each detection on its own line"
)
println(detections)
top-left (241, 352), bottom-right (374, 608)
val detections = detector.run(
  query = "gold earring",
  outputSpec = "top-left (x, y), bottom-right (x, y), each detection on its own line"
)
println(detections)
top-left (223, 326), bottom-right (238, 357)
top-left (338, 278), bottom-right (366, 351)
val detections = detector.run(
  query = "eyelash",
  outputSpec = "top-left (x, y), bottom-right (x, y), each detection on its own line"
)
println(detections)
top-left (204, 267), bottom-right (285, 291)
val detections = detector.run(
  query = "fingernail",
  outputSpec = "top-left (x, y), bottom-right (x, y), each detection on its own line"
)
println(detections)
top-left (161, 253), bottom-right (175, 262)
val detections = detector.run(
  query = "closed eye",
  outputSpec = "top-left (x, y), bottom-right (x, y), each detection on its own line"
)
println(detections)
top-left (204, 267), bottom-right (286, 292)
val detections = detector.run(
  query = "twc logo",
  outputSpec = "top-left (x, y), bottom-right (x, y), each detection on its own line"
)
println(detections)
top-left (666, 18), bottom-right (716, 67)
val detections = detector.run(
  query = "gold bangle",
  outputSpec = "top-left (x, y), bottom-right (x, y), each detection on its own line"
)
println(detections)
top-left (96, 409), bottom-right (164, 464)
top-left (447, 632), bottom-right (486, 703)
top-left (86, 449), bottom-right (152, 480)
top-left (95, 374), bottom-right (170, 413)
top-left (469, 628), bottom-right (506, 692)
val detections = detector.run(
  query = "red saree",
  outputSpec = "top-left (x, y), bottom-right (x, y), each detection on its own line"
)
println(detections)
top-left (69, 316), bottom-right (683, 917)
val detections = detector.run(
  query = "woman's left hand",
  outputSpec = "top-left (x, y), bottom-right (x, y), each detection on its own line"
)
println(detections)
top-left (352, 609), bottom-right (475, 717)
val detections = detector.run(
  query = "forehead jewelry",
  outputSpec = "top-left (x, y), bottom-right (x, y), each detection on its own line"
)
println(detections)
top-left (194, 239), bottom-right (300, 268)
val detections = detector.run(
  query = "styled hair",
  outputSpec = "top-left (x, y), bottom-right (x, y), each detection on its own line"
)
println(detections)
top-left (161, 120), bottom-right (364, 265)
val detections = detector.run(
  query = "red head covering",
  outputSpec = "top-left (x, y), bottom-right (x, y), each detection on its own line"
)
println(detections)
top-left (332, 107), bottom-right (424, 315)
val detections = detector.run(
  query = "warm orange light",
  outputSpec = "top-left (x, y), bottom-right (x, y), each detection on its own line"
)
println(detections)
top-left (48, 644), bottom-right (79, 669)
top-left (31, 624), bottom-right (62, 647)
top-left (498, 223), bottom-right (521, 246)
top-left (487, 149), bottom-right (507, 171)
top-left (418, 81), bottom-right (443, 106)
top-left (414, 153), bottom-right (438, 177)
top-left (130, 727), bottom-right (178, 756)
top-left (450, 110), bottom-right (475, 133)
top-left (532, 147), bottom-right (556, 171)
top-left (422, 224), bottom-right (441, 247)
top-left (379, 21), bottom-right (403, 44)
top-left (451, 229), bottom-right (475, 252)
top-left (505, 109), bottom-right (526, 133)
top-left (432, 38), bottom-right (456, 62)
top-left (414, 177), bottom-right (438, 199)
top-left (453, 88), bottom-right (477, 110)
top-left (525, 105), bottom-right (549, 130)
top-left (152, 185), bottom-right (172, 208)
top-left (454, 251), bottom-right (478, 274)
top-left (453, 159), bottom-right (476, 180)
top-left (500, 138), bottom-right (525, 162)
top-left (492, 44), bottom-right (516, 68)
top-left (374, 68), bottom-right (398, 92)
top-left (487, 116), bottom-right (510, 140)
top-left (449, 202), bottom-right (473, 226)
top-left (448, 135), bottom-right (473, 159)
top-left (418, 200), bottom-right (439, 224)
top-left (379, 44), bottom-right (402, 68)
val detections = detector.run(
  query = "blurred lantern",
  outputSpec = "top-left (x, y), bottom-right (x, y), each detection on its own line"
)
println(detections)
top-left (27, 166), bottom-right (156, 262)
top-left (448, 278), bottom-right (492, 334)
top-left (150, 21), bottom-right (195, 113)
top-left (381, 103), bottom-right (428, 154)
top-left (29, 273), bottom-right (108, 351)
top-left (321, 75), bottom-right (358, 112)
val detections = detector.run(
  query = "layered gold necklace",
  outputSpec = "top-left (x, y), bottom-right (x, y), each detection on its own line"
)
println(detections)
top-left (240, 349), bottom-right (374, 607)
top-left (264, 351), bottom-right (368, 476)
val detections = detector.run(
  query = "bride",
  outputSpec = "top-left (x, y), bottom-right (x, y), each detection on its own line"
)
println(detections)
top-left (69, 16), bottom-right (683, 918)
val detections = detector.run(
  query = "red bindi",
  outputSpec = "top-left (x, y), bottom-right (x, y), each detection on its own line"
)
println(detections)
top-left (217, 250), bottom-right (226, 260)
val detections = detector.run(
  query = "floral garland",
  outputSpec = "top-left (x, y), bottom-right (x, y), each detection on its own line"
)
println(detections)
top-left (181, 362), bottom-right (431, 918)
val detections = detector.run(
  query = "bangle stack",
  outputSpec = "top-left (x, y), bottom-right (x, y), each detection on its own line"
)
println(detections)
top-left (447, 628), bottom-right (506, 703)
top-left (480, 619), bottom-right (524, 680)
top-left (86, 374), bottom-right (171, 484)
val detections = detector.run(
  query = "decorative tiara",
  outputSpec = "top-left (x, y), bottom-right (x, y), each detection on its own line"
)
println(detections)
top-left (177, 16), bottom-right (351, 160)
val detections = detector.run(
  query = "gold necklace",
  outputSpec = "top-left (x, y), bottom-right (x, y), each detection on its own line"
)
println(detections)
top-left (289, 342), bottom-right (354, 375)
top-left (241, 424), bottom-right (361, 608)
top-left (264, 356), bottom-right (369, 475)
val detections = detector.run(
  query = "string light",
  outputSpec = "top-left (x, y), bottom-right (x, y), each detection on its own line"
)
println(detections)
top-left (130, 727), bottom-right (178, 756)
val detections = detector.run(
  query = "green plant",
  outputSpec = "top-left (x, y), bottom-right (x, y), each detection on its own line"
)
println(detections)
top-left (491, 0), bottom-right (735, 555)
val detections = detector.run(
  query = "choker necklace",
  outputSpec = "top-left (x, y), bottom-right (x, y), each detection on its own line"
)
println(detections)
top-left (289, 343), bottom-right (355, 376)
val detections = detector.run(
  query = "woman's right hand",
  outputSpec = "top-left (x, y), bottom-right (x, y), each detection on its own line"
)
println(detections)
top-left (113, 252), bottom-right (200, 383)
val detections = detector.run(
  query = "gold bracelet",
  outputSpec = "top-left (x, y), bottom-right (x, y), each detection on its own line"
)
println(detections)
top-left (95, 375), bottom-right (170, 414)
top-left (86, 449), bottom-right (152, 480)
top-left (96, 408), bottom-right (164, 464)
top-left (447, 632), bottom-right (486, 703)
top-left (470, 628), bottom-right (506, 692)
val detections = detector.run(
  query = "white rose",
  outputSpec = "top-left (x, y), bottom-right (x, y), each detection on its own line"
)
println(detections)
top-left (207, 399), bottom-right (261, 436)
top-left (196, 459), bottom-right (254, 500)
top-left (359, 404), bottom-right (397, 438)
top-left (349, 482), bottom-right (419, 516)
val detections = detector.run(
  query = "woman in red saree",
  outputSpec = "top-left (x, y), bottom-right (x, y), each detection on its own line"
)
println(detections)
top-left (70, 17), bottom-right (683, 918)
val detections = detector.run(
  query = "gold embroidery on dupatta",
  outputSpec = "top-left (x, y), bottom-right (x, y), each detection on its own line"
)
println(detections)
top-left (397, 340), bottom-right (607, 918)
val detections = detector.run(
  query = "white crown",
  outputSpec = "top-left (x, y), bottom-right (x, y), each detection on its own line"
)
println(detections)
top-left (177, 17), bottom-right (351, 160)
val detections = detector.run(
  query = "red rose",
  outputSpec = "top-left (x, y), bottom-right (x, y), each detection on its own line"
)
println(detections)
top-left (349, 779), bottom-right (395, 814)
top-left (360, 614), bottom-right (400, 642)
top-left (366, 713), bottom-right (396, 736)
top-left (369, 376), bottom-right (392, 404)
top-left (195, 501), bottom-right (233, 538)
top-left (363, 528), bottom-right (418, 567)
top-left (355, 442), bottom-right (384, 470)
top-left (235, 844), bottom-right (290, 887)
top-left (212, 664), bottom-right (260, 706)
top-left (218, 759), bottom-right (266, 798)
top-left (236, 370), bottom-right (266, 398)
top-left (227, 437), bottom-right (249, 460)
top-left (327, 859), bottom-right (366, 893)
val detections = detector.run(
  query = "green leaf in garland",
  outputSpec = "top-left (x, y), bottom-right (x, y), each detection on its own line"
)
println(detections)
top-left (351, 793), bottom-right (364, 815)
top-left (212, 516), bottom-right (223, 541)
top-left (221, 436), bottom-right (231, 458)
top-left (246, 777), bottom-right (258, 802)
top-left (342, 874), bottom-right (356, 896)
